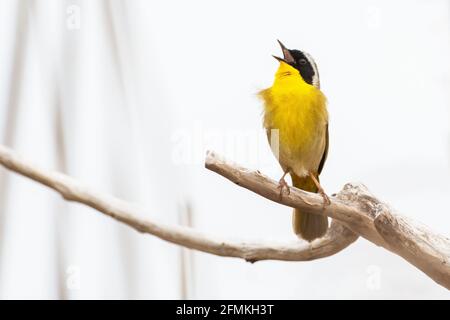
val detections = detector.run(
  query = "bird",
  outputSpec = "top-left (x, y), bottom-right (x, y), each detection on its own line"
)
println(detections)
top-left (258, 40), bottom-right (330, 242)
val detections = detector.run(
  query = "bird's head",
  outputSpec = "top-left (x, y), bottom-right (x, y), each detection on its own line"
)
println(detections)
top-left (273, 40), bottom-right (320, 88)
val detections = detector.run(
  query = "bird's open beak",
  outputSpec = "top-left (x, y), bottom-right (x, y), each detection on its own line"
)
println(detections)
top-left (273, 40), bottom-right (295, 64)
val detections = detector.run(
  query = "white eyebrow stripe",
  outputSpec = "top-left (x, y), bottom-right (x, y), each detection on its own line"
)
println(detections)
top-left (303, 52), bottom-right (320, 89)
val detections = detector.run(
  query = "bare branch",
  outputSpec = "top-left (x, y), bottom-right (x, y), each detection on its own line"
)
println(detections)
top-left (205, 150), bottom-right (450, 290)
top-left (0, 144), bottom-right (448, 290)
top-left (0, 144), bottom-right (356, 263)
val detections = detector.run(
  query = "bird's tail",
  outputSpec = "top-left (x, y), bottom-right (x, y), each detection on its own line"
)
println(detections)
top-left (291, 173), bottom-right (328, 241)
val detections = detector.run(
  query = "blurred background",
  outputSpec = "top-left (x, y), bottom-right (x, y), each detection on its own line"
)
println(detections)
top-left (0, 0), bottom-right (449, 299)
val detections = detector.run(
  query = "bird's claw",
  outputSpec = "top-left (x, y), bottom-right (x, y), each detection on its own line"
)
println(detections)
top-left (277, 177), bottom-right (290, 198)
top-left (319, 189), bottom-right (331, 206)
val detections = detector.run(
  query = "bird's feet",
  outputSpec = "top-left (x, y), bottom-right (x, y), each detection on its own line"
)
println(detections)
top-left (277, 176), bottom-right (290, 199)
top-left (309, 172), bottom-right (331, 207)
top-left (318, 187), bottom-right (331, 206)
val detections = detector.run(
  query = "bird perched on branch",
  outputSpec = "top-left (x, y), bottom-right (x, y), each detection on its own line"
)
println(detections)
top-left (259, 40), bottom-right (329, 241)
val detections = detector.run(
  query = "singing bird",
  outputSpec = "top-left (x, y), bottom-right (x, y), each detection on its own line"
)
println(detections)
top-left (259, 40), bottom-right (329, 241)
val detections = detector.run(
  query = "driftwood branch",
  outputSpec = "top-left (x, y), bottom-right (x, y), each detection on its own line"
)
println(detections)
top-left (0, 144), bottom-right (448, 290)
top-left (205, 150), bottom-right (450, 290)
top-left (0, 145), bottom-right (356, 263)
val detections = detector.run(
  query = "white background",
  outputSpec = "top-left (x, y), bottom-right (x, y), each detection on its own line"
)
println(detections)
top-left (0, 0), bottom-right (449, 299)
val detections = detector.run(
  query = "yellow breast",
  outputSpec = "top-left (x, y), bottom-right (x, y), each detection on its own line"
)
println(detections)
top-left (259, 62), bottom-right (328, 176)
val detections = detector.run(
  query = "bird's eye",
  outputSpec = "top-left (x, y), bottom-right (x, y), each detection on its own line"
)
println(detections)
top-left (299, 59), bottom-right (307, 65)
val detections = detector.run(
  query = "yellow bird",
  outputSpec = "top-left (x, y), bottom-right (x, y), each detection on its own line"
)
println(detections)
top-left (259, 40), bottom-right (329, 241)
